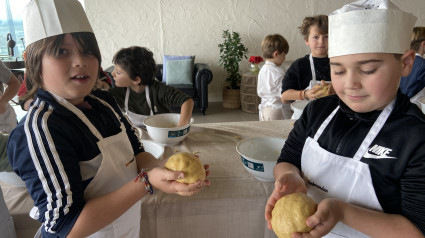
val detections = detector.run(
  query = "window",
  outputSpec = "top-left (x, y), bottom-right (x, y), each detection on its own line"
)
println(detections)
top-left (0, 0), bottom-right (28, 59)
top-left (0, 0), bottom-right (85, 60)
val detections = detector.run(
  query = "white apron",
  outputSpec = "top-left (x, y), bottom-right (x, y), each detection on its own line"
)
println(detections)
top-left (34, 93), bottom-right (141, 238)
top-left (307, 54), bottom-right (318, 89)
top-left (125, 86), bottom-right (153, 127)
top-left (301, 100), bottom-right (395, 238)
top-left (0, 90), bottom-right (17, 133)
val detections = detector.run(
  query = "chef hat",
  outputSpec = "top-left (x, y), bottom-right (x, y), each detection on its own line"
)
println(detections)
top-left (23, 0), bottom-right (93, 46)
top-left (328, 0), bottom-right (417, 57)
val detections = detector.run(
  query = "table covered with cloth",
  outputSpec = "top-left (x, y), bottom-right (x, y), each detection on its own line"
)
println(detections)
top-left (1, 120), bottom-right (295, 238)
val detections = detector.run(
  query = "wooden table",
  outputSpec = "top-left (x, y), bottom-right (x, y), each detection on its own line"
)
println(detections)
top-left (2, 120), bottom-right (296, 238)
top-left (138, 120), bottom-right (295, 237)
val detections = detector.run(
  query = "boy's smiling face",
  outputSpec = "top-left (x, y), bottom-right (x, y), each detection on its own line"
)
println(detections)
top-left (330, 51), bottom-right (415, 113)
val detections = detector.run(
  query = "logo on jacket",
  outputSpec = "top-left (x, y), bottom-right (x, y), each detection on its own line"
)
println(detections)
top-left (363, 144), bottom-right (396, 159)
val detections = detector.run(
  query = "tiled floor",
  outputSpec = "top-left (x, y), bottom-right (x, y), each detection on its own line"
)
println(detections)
top-left (191, 102), bottom-right (259, 124)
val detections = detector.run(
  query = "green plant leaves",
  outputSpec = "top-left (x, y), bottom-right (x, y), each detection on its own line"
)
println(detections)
top-left (218, 29), bottom-right (248, 89)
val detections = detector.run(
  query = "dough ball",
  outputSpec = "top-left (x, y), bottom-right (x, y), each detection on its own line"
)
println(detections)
top-left (165, 152), bottom-right (206, 184)
top-left (271, 193), bottom-right (317, 238)
top-left (313, 84), bottom-right (330, 97)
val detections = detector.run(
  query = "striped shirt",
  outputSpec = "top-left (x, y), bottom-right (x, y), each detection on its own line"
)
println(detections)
top-left (7, 88), bottom-right (144, 237)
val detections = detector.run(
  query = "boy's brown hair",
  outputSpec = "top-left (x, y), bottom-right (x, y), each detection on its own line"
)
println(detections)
top-left (298, 15), bottom-right (328, 40)
top-left (261, 34), bottom-right (289, 59)
top-left (112, 46), bottom-right (157, 86)
top-left (410, 26), bottom-right (425, 51)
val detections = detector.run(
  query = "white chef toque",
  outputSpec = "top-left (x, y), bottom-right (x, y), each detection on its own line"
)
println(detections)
top-left (328, 0), bottom-right (417, 57)
top-left (23, 0), bottom-right (93, 47)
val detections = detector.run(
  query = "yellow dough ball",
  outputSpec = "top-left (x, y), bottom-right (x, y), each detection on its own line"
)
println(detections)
top-left (271, 193), bottom-right (317, 238)
top-left (165, 152), bottom-right (206, 184)
top-left (313, 84), bottom-right (330, 98)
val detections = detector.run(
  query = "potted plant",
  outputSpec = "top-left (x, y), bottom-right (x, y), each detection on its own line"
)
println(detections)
top-left (218, 30), bottom-right (248, 108)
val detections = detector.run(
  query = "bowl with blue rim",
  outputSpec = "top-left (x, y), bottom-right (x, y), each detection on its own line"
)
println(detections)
top-left (143, 113), bottom-right (194, 145)
top-left (236, 136), bottom-right (286, 182)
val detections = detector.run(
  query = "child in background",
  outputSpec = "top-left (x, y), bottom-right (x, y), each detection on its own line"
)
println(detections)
top-left (399, 27), bottom-right (425, 98)
top-left (280, 15), bottom-right (332, 102)
top-left (109, 46), bottom-right (194, 127)
top-left (7, 0), bottom-right (209, 237)
top-left (0, 60), bottom-right (20, 133)
top-left (265, 0), bottom-right (425, 237)
top-left (257, 34), bottom-right (290, 120)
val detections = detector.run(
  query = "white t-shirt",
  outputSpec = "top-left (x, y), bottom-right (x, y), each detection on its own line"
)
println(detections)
top-left (257, 61), bottom-right (286, 109)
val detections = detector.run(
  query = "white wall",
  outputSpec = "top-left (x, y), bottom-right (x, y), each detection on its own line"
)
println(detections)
top-left (84, 0), bottom-right (425, 102)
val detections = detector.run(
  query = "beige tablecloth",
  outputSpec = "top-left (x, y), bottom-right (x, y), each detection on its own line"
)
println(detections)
top-left (1, 120), bottom-right (295, 238)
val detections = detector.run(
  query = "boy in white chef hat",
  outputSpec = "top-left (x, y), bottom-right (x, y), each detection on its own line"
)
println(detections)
top-left (7, 0), bottom-right (209, 237)
top-left (265, 0), bottom-right (425, 237)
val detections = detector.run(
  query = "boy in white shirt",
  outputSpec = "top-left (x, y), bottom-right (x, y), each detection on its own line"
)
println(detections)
top-left (257, 34), bottom-right (290, 120)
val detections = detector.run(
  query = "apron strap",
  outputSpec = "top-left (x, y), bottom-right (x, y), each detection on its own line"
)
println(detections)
top-left (309, 54), bottom-right (317, 86)
top-left (124, 88), bottom-right (130, 113)
top-left (312, 99), bottom-right (396, 161)
top-left (353, 99), bottom-right (395, 160)
top-left (125, 87), bottom-right (154, 116)
top-left (313, 106), bottom-right (339, 141)
top-left (49, 92), bottom-right (125, 141)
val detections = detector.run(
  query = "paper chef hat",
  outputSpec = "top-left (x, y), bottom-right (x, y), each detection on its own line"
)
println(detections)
top-left (328, 0), bottom-right (417, 57)
top-left (23, 0), bottom-right (93, 46)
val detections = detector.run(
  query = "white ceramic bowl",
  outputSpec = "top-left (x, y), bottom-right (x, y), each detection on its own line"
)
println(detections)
top-left (236, 137), bottom-right (286, 182)
top-left (141, 140), bottom-right (165, 159)
top-left (143, 113), bottom-right (194, 145)
top-left (291, 100), bottom-right (309, 119)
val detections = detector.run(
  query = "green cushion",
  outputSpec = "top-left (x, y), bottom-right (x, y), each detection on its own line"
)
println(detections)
top-left (0, 133), bottom-right (12, 172)
top-left (165, 59), bottom-right (194, 86)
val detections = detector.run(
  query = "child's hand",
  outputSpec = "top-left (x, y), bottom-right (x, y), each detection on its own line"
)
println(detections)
top-left (147, 164), bottom-right (210, 196)
top-left (265, 172), bottom-right (307, 230)
top-left (321, 80), bottom-right (335, 96)
top-left (305, 85), bottom-right (324, 100)
top-left (292, 198), bottom-right (343, 238)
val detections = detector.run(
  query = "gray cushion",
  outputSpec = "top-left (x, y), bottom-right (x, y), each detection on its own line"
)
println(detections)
top-left (163, 55), bottom-right (194, 82)
top-left (165, 59), bottom-right (194, 86)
